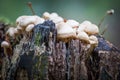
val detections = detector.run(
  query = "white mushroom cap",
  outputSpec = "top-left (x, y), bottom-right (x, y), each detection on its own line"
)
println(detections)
top-left (34, 17), bottom-right (45, 25)
top-left (6, 27), bottom-right (16, 37)
top-left (57, 22), bottom-right (76, 38)
top-left (77, 20), bottom-right (91, 33)
top-left (77, 21), bottom-right (99, 35)
top-left (77, 31), bottom-right (89, 42)
top-left (14, 28), bottom-right (19, 34)
top-left (43, 12), bottom-right (50, 19)
top-left (50, 12), bottom-right (58, 18)
top-left (17, 25), bottom-right (22, 30)
top-left (16, 15), bottom-right (44, 27)
top-left (84, 24), bottom-right (99, 35)
top-left (25, 24), bottom-right (35, 32)
top-left (66, 19), bottom-right (79, 28)
top-left (80, 20), bottom-right (91, 26)
top-left (89, 35), bottom-right (98, 45)
top-left (51, 16), bottom-right (64, 24)
top-left (1, 41), bottom-right (10, 48)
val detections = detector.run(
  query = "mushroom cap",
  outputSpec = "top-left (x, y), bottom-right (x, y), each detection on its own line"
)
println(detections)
top-left (84, 24), bottom-right (99, 35)
top-left (57, 22), bottom-right (76, 38)
top-left (25, 24), bottom-right (34, 32)
top-left (14, 28), bottom-right (19, 34)
top-left (77, 25), bottom-right (86, 32)
top-left (89, 35), bottom-right (98, 45)
top-left (66, 19), bottom-right (79, 28)
top-left (77, 20), bottom-right (91, 32)
top-left (6, 27), bottom-right (16, 37)
top-left (50, 12), bottom-right (58, 18)
top-left (43, 12), bottom-right (50, 19)
top-left (34, 17), bottom-right (45, 25)
top-left (17, 25), bottom-right (23, 30)
top-left (81, 20), bottom-right (91, 26)
top-left (77, 31), bottom-right (89, 42)
top-left (16, 15), bottom-right (44, 27)
top-left (1, 41), bottom-right (10, 48)
top-left (51, 16), bottom-right (64, 24)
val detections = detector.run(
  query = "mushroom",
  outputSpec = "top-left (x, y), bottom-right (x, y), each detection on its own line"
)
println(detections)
top-left (84, 24), bottom-right (99, 35)
top-left (81, 20), bottom-right (91, 26)
top-left (57, 22), bottom-right (76, 42)
top-left (16, 25), bottom-right (23, 34)
top-left (77, 20), bottom-right (91, 32)
top-left (89, 35), bottom-right (98, 45)
top-left (1, 41), bottom-right (10, 57)
top-left (34, 16), bottom-right (45, 25)
top-left (25, 24), bottom-right (34, 32)
top-left (66, 19), bottom-right (79, 32)
top-left (51, 16), bottom-right (64, 24)
top-left (66, 19), bottom-right (79, 28)
top-left (77, 31), bottom-right (89, 43)
top-left (6, 27), bottom-right (16, 38)
top-left (16, 15), bottom-right (44, 28)
top-left (77, 21), bottom-right (99, 35)
top-left (43, 12), bottom-right (58, 20)
top-left (43, 12), bottom-right (50, 19)
top-left (50, 12), bottom-right (58, 18)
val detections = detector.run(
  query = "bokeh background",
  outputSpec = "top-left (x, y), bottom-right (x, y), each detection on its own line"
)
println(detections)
top-left (0, 0), bottom-right (120, 48)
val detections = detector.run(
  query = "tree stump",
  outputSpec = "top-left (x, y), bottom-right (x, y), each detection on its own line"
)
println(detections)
top-left (1, 21), bottom-right (120, 80)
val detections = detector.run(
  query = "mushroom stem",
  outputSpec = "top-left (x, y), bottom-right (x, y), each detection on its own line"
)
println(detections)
top-left (27, 2), bottom-right (36, 15)
top-left (101, 26), bottom-right (108, 35)
top-left (98, 13), bottom-right (107, 28)
top-left (98, 9), bottom-right (114, 28)
top-left (3, 47), bottom-right (8, 57)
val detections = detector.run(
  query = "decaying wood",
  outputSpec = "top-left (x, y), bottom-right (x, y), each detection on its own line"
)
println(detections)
top-left (0, 22), bottom-right (120, 80)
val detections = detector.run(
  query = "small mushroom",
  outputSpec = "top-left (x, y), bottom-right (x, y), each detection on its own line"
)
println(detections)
top-left (77, 21), bottom-right (99, 35)
top-left (66, 19), bottom-right (79, 32)
top-left (57, 22), bottom-right (76, 42)
top-left (77, 31), bottom-right (89, 43)
top-left (43, 12), bottom-right (50, 19)
top-left (89, 35), bottom-right (98, 45)
top-left (35, 18), bottom-right (45, 25)
top-left (16, 15), bottom-right (44, 27)
top-left (6, 27), bottom-right (16, 38)
top-left (1, 41), bottom-right (10, 56)
top-left (66, 19), bottom-right (79, 28)
top-left (84, 24), bottom-right (99, 35)
top-left (81, 20), bottom-right (91, 26)
top-left (77, 20), bottom-right (91, 33)
top-left (51, 16), bottom-right (64, 24)
top-left (25, 24), bottom-right (34, 32)
top-left (50, 12), bottom-right (58, 18)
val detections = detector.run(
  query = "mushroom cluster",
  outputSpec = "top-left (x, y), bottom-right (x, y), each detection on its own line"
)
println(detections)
top-left (1, 12), bottom-right (100, 57)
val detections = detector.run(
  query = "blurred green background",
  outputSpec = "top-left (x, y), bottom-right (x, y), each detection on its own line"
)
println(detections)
top-left (0, 0), bottom-right (120, 48)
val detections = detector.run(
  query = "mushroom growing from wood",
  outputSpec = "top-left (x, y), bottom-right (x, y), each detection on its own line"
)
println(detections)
top-left (66, 19), bottom-right (79, 32)
top-left (77, 31), bottom-right (89, 43)
top-left (16, 15), bottom-right (44, 29)
top-left (25, 24), bottom-right (35, 38)
top-left (89, 35), bottom-right (98, 46)
top-left (56, 22), bottom-right (76, 42)
top-left (6, 27), bottom-right (18, 39)
top-left (1, 41), bottom-right (11, 57)
top-left (77, 20), bottom-right (99, 35)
